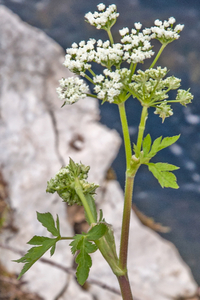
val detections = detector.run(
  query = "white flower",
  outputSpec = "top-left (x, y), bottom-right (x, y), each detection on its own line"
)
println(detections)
top-left (168, 17), bottom-right (176, 24)
top-left (163, 20), bottom-right (169, 27)
top-left (93, 74), bottom-right (105, 83)
top-left (134, 22), bottom-right (142, 30)
top-left (119, 27), bottom-right (129, 36)
top-left (174, 24), bottom-right (184, 32)
top-left (154, 19), bottom-right (162, 26)
top-left (97, 3), bottom-right (106, 11)
top-left (79, 41), bottom-right (85, 47)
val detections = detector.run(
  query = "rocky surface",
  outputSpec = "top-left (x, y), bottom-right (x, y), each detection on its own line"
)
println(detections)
top-left (0, 5), bottom-right (198, 300)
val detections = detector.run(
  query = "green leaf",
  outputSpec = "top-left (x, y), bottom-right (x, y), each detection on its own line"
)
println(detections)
top-left (70, 235), bottom-right (97, 285)
top-left (14, 237), bottom-right (57, 279)
top-left (148, 136), bottom-right (162, 157)
top-left (148, 135), bottom-right (180, 158)
top-left (27, 236), bottom-right (51, 245)
top-left (50, 244), bottom-right (56, 256)
top-left (36, 212), bottom-right (60, 237)
top-left (147, 162), bottom-right (179, 189)
top-left (70, 234), bottom-right (85, 255)
top-left (142, 134), bottom-right (152, 156)
top-left (87, 223), bottom-right (107, 241)
top-left (98, 209), bottom-right (104, 222)
top-left (157, 135), bottom-right (180, 151)
top-left (75, 237), bottom-right (97, 285)
top-left (56, 215), bottom-right (60, 235)
top-left (69, 223), bottom-right (107, 285)
top-left (133, 143), bottom-right (140, 157)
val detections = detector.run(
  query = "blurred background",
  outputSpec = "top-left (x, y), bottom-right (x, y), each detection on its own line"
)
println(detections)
top-left (1, 0), bottom-right (200, 284)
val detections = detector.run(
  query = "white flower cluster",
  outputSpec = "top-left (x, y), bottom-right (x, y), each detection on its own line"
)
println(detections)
top-left (63, 34), bottom-right (153, 74)
top-left (95, 39), bottom-right (123, 67)
top-left (57, 3), bottom-right (190, 108)
top-left (151, 17), bottom-right (184, 44)
top-left (56, 77), bottom-right (89, 105)
top-left (93, 68), bottom-right (130, 103)
top-left (120, 25), bottom-right (154, 63)
top-left (85, 3), bottom-right (119, 30)
top-left (64, 39), bottom-right (96, 76)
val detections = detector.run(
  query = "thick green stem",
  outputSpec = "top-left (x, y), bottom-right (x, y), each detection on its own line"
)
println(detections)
top-left (118, 103), bottom-right (132, 171)
top-left (119, 175), bottom-right (134, 270)
top-left (149, 43), bottom-right (167, 69)
top-left (74, 179), bottom-right (96, 224)
top-left (136, 106), bottom-right (148, 155)
top-left (118, 274), bottom-right (134, 300)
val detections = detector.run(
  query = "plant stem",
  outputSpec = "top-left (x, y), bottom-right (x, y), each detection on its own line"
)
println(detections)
top-left (107, 28), bottom-right (114, 45)
top-left (119, 175), bottom-right (134, 270)
top-left (136, 105), bottom-right (148, 155)
top-left (149, 43), bottom-right (167, 69)
top-left (84, 73), bottom-right (95, 84)
top-left (117, 274), bottom-right (134, 300)
top-left (75, 178), bottom-right (96, 224)
top-left (118, 103), bottom-right (132, 171)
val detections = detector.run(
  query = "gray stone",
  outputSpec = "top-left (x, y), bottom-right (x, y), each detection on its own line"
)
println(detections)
top-left (0, 5), bottom-right (198, 300)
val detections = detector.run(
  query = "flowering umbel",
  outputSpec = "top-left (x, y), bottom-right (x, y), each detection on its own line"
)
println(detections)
top-left (56, 3), bottom-right (192, 120)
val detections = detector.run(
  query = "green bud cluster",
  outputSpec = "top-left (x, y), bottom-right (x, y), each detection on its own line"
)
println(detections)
top-left (176, 89), bottom-right (193, 106)
top-left (126, 66), bottom-right (193, 122)
top-left (154, 100), bottom-right (173, 122)
top-left (46, 158), bottom-right (99, 205)
top-left (129, 67), bottom-right (180, 104)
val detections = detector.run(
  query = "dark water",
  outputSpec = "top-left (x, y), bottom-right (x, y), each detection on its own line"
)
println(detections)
top-left (2, 0), bottom-right (200, 284)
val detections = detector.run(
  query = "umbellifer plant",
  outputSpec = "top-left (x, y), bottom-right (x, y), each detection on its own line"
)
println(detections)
top-left (15, 3), bottom-right (193, 300)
